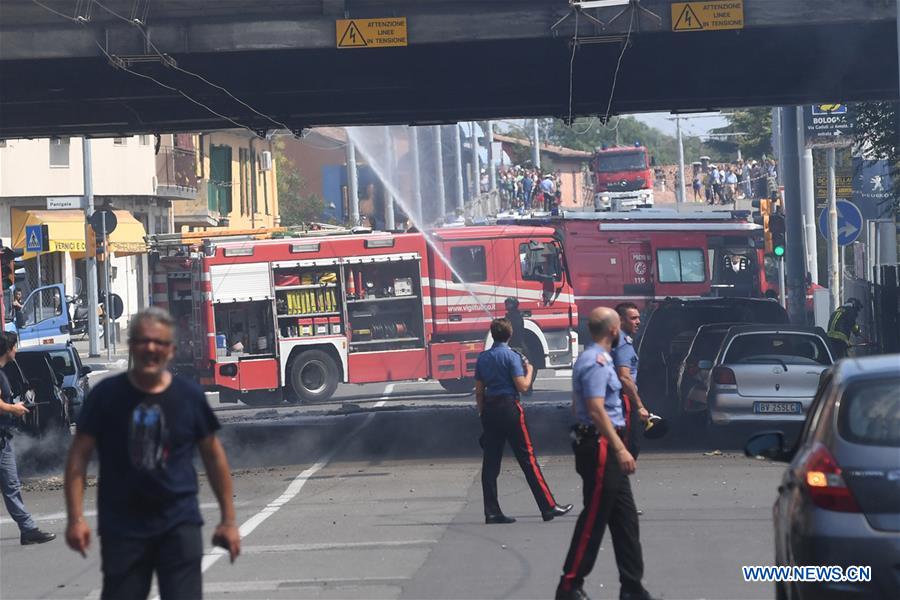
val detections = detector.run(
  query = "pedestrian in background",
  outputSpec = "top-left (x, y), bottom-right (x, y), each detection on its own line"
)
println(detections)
top-left (64, 307), bottom-right (240, 600)
top-left (0, 331), bottom-right (56, 546)
top-left (555, 307), bottom-right (655, 600)
top-left (475, 318), bottom-right (572, 524)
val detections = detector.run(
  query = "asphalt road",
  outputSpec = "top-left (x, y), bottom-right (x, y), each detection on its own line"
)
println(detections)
top-left (2, 371), bottom-right (785, 600)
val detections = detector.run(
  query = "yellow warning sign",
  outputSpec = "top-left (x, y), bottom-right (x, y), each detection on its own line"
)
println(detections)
top-left (336, 17), bottom-right (407, 49)
top-left (672, 1), bottom-right (744, 32)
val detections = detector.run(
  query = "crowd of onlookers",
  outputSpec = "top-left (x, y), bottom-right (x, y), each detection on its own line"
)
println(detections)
top-left (691, 158), bottom-right (779, 205)
top-left (494, 166), bottom-right (562, 212)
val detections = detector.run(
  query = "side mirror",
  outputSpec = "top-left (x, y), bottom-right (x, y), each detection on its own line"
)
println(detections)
top-left (744, 431), bottom-right (792, 462)
top-left (698, 360), bottom-right (713, 370)
top-left (80, 365), bottom-right (92, 376)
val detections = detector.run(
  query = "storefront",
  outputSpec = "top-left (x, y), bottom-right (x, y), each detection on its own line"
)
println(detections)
top-left (10, 208), bottom-right (149, 327)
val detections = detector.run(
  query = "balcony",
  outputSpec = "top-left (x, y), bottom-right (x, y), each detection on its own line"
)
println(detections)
top-left (155, 145), bottom-right (219, 227)
top-left (155, 146), bottom-right (198, 200)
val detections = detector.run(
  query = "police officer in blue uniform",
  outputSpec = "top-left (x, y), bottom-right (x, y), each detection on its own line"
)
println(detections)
top-left (475, 318), bottom-right (572, 524)
top-left (612, 303), bottom-right (649, 457)
top-left (556, 307), bottom-right (655, 600)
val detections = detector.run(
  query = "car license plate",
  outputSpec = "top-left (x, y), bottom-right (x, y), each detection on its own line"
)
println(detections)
top-left (753, 401), bottom-right (802, 414)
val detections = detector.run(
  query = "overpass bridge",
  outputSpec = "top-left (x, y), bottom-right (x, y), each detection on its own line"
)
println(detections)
top-left (0, 0), bottom-right (897, 138)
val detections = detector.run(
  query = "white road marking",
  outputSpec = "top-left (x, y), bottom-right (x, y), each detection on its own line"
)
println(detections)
top-left (196, 384), bottom-right (393, 576)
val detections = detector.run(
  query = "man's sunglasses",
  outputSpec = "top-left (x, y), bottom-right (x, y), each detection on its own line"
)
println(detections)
top-left (130, 338), bottom-right (174, 348)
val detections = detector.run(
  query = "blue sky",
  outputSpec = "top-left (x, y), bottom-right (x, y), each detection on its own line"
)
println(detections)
top-left (632, 112), bottom-right (729, 137)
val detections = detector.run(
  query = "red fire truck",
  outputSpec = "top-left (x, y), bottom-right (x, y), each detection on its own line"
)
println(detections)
top-left (590, 144), bottom-right (655, 210)
top-left (148, 225), bottom-right (578, 405)
top-left (499, 210), bottom-right (774, 329)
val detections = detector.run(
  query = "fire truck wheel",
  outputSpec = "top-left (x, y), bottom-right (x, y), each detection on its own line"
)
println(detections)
top-left (438, 377), bottom-right (475, 395)
top-left (289, 350), bottom-right (339, 403)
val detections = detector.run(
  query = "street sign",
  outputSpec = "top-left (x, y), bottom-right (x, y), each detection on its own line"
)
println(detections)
top-left (803, 103), bottom-right (856, 143)
top-left (25, 225), bottom-right (42, 252)
top-left (25, 224), bottom-right (49, 253)
top-left (336, 17), bottom-right (407, 48)
top-left (852, 158), bottom-right (894, 220)
top-left (89, 209), bottom-right (117, 235)
top-left (47, 196), bottom-right (84, 210)
top-left (814, 171), bottom-right (853, 203)
top-left (818, 199), bottom-right (863, 246)
top-left (671, 1), bottom-right (744, 32)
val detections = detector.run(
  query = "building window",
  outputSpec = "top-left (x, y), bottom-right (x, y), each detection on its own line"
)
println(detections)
top-left (209, 144), bottom-right (232, 215)
top-left (450, 245), bottom-right (487, 283)
top-left (49, 137), bottom-right (70, 168)
top-left (657, 248), bottom-right (706, 283)
top-left (113, 137), bottom-right (127, 145)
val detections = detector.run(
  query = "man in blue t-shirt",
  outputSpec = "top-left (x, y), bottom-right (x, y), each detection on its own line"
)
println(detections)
top-left (475, 318), bottom-right (572, 524)
top-left (556, 307), bottom-right (655, 600)
top-left (64, 307), bottom-right (241, 600)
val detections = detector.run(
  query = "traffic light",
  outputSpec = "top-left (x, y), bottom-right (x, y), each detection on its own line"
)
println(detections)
top-left (751, 198), bottom-right (772, 254)
top-left (1, 247), bottom-right (24, 291)
top-left (769, 213), bottom-right (786, 258)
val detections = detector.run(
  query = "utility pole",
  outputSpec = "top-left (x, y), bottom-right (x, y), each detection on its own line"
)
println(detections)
top-left (410, 127), bottom-right (424, 222)
top-left (676, 115), bottom-right (686, 206)
top-left (797, 107), bottom-right (818, 284)
top-left (383, 127), bottom-right (396, 230)
top-left (531, 119), bottom-right (541, 170)
top-left (826, 146), bottom-right (840, 311)
top-left (346, 140), bottom-right (360, 225)
top-left (450, 124), bottom-right (465, 212)
top-left (781, 107), bottom-right (808, 324)
top-left (487, 121), bottom-right (497, 192)
top-left (82, 138), bottom-right (100, 357)
top-left (431, 125), bottom-right (447, 221)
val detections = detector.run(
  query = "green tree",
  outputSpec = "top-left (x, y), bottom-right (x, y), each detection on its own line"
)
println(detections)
top-left (853, 101), bottom-right (899, 215)
top-left (275, 139), bottom-right (325, 225)
top-left (503, 117), bottom-right (716, 166)
top-left (708, 108), bottom-right (772, 159)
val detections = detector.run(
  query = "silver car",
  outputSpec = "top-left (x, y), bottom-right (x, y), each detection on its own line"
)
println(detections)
top-left (745, 354), bottom-right (900, 599)
top-left (676, 323), bottom-right (738, 414)
top-left (706, 325), bottom-right (833, 431)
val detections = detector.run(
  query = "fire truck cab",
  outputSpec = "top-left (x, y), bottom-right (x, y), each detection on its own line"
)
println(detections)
top-left (590, 144), bottom-right (655, 210)
top-left (499, 210), bottom-right (769, 331)
top-left (149, 225), bottom-right (577, 405)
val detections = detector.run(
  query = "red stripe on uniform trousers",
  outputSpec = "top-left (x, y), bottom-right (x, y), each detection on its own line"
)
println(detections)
top-left (622, 393), bottom-right (631, 445)
top-left (563, 436), bottom-right (609, 584)
top-left (515, 400), bottom-right (556, 506)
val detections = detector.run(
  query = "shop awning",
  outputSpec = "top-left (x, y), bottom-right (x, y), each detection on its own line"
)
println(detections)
top-left (11, 209), bottom-right (148, 258)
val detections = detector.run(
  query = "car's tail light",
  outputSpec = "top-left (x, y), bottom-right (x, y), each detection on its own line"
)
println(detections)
top-left (686, 362), bottom-right (699, 377)
top-left (800, 443), bottom-right (860, 513)
top-left (712, 366), bottom-right (736, 385)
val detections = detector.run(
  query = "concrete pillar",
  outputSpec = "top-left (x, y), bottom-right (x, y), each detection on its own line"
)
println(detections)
top-left (781, 107), bottom-right (808, 324)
